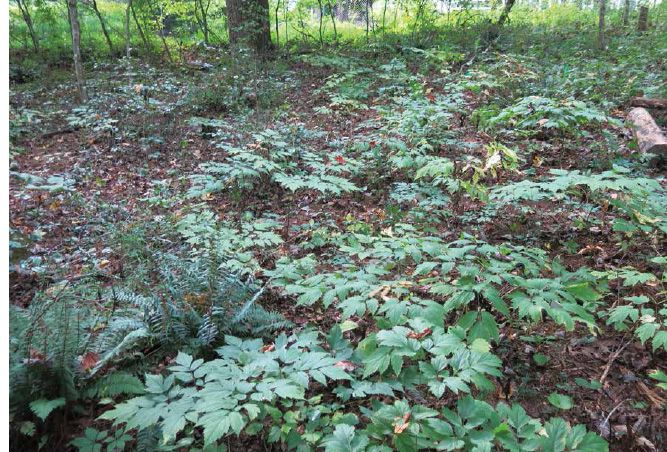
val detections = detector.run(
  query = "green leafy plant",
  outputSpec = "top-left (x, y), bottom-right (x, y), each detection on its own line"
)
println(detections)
top-left (483, 96), bottom-right (618, 136)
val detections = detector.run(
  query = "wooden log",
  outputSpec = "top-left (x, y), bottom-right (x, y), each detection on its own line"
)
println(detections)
top-left (627, 107), bottom-right (667, 163)
top-left (630, 97), bottom-right (667, 110)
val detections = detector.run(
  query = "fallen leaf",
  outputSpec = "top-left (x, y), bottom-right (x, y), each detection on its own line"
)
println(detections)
top-left (393, 412), bottom-right (411, 434)
top-left (407, 328), bottom-right (432, 340)
top-left (334, 361), bottom-right (356, 371)
top-left (80, 352), bottom-right (99, 372)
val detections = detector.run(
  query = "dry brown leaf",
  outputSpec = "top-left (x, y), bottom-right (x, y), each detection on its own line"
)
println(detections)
top-left (334, 361), bottom-right (356, 371)
top-left (407, 328), bottom-right (433, 340)
top-left (80, 351), bottom-right (99, 372)
top-left (393, 412), bottom-right (411, 434)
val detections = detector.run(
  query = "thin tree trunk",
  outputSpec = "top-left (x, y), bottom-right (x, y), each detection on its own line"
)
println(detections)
top-left (275, 0), bottom-right (280, 47)
top-left (125, 0), bottom-right (132, 57)
top-left (90, 0), bottom-right (113, 54)
top-left (284, 0), bottom-right (288, 45)
top-left (67, 0), bottom-right (87, 102)
top-left (365, 0), bottom-right (369, 42)
top-left (327, 0), bottom-right (337, 41)
top-left (496, 0), bottom-right (516, 28)
top-left (17, 0), bottom-right (39, 52)
top-left (202, 0), bottom-right (210, 44)
top-left (622, 0), bottom-right (630, 26)
top-left (598, 0), bottom-right (606, 50)
top-left (131, 3), bottom-right (150, 52)
top-left (194, 0), bottom-right (210, 44)
top-left (317, 0), bottom-right (324, 45)
top-left (157, 27), bottom-right (173, 63)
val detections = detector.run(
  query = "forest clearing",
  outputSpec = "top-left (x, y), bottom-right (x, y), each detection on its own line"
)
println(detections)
top-left (7, 0), bottom-right (667, 450)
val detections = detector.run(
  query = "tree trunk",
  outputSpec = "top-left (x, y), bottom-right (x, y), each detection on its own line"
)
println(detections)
top-left (317, 0), bottom-right (324, 45)
top-left (638, 6), bottom-right (648, 31)
top-left (194, 0), bottom-right (210, 45)
top-left (91, 0), bottom-right (113, 54)
top-left (226, 0), bottom-right (272, 54)
top-left (627, 107), bottom-right (667, 164)
top-left (125, 0), bottom-right (132, 57)
top-left (327, 0), bottom-right (337, 41)
top-left (365, 0), bottom-right (369, 42)
top-left (598, 0), bottom-right (606, 50)
top-left (496, 0), bottom-right (516, 28)
top-left (630, 97), bottom-right (667, 110)
top-left (67, 0), bottom-right (87, 103)
top-left (150, 3), bottom-right (173, 63)
top-left (482, 0), bottom-right (515, 46)
top-left (17, 0), bottom-right (39, 52)
top-left (622, 0), bottom-right (630, 26)
top-left (274, 0), bottom-right (280, 47)
top-left (131, 3), bottom-right (150, 52)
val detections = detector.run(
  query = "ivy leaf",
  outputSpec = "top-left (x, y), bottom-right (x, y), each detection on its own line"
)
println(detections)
top-left (651, 331), bottom-right (667, 352)
top-left (566, 283), bottom-right (600, 302)
top-left (635, 323), bottom-right (659, 345)
top-left (547, 393), bottom-right (573, 410)
top-left (201, 412), bottom-right (231, 446)
top-left (273, 381), bottom-right (305, 399)
top-left (320, 365), bottom-right (353, 381)
top-left (362, 348), bottom-right (391, 377)
top-left (413, 262), bottom-right (437, 277)
top-left (30, 398), bottom-right (66, 421)
top-left (323, 424), bottom-right (369, 452)
top-left (228, 411), bottom-right (246, 435)
top-left (470, 338), bottom-right (491, 353)
top-left (297, 287), bottom-right (323, 305)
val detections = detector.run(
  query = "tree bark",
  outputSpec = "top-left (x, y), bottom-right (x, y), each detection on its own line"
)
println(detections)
top-left (274, 0), bottom-right (280, 46)
top-left (317, 0), bottom-right (324, 45)
top-left (627, 107), bottom-right (667, 163)
top-left (496, 0), bottom-right (516, 28)
top-left (194, 0), bottom-right (211, 45)
top-left (630, 97), bottom-right (667, 110)
top-left (67, 0), bottom-right (87, 102)
top-left (226, 0), bottom-right (272, 54)
top-left (622, 0), bottom-right (630, 26)
top-left (90, 0), bottom-right (113, 54)
top-left (125, 0), bottom-right (132, 57)
top-left (638, 6), bottom-right (648, 31)
top-left (598, 0), bottom-right (606, 50)
top-left (17, 0), bottom-right (39, 52)
top-left (131, 3), bottom-right (150, 52)
top-left (327, 0), bottom-right (338, 41)
top-left (149, 2), bottom-right (173, 63)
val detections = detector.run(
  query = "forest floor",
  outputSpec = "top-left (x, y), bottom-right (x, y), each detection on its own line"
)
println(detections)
top-left (9, 44), bottom-right (667, 450)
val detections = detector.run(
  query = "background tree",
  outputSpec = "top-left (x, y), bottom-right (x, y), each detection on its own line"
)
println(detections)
top-left (193, 0), bottom-right (212, 45)
top-left (598, 0), bottom-right (606, 50)
top-left (15, 0), bottom-right (40, 52)
top-left (638, 5), bottom-right (649, 31)
top-left (226, 0), bottom-right (272, 53)
top-left (125, 0), bottom-right (133, 57)
top-left (86, 0), bottom-right (114, 54)
top-left (622, 0), bottom-right (631, 26)
top-left (67, 0), bottom-right (87, 102)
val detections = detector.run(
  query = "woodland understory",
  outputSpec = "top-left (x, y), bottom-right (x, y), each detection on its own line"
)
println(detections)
top-left (8, 3), bottom-right (667, 451)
